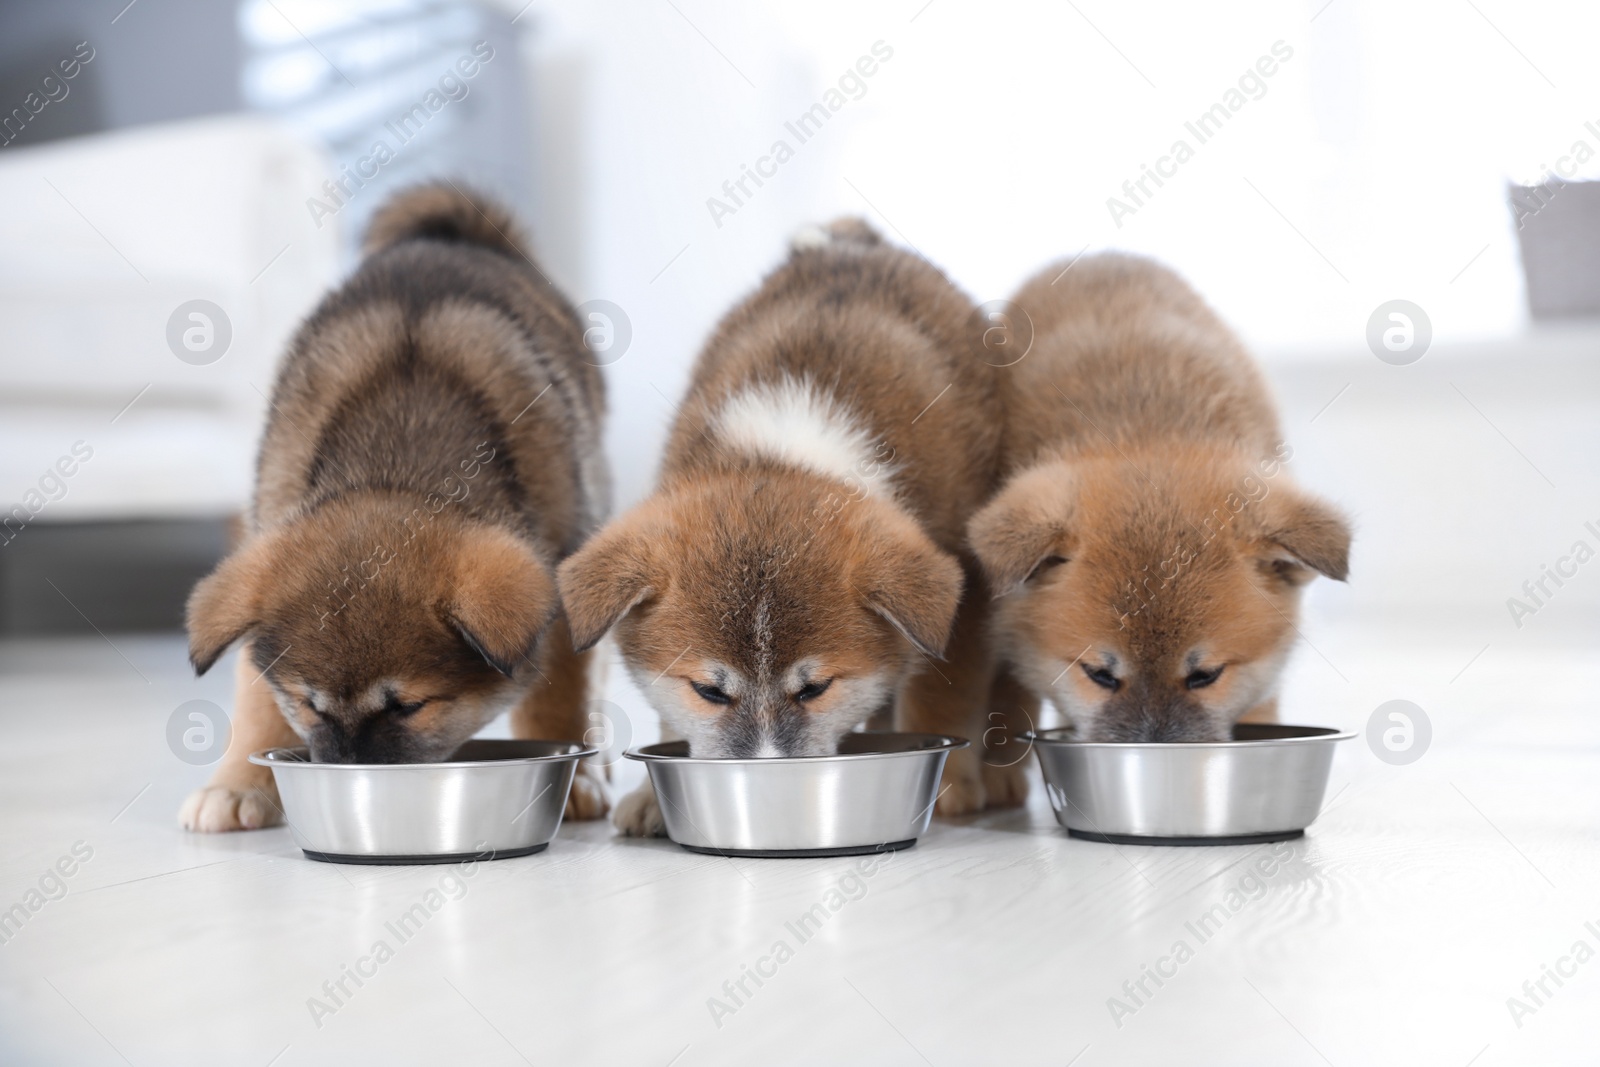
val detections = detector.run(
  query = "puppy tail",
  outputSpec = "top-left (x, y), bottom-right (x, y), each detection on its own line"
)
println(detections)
top-left (363, 181), bottom-right (527, 259)
top-left (790, 216), bottom-right (883, 255)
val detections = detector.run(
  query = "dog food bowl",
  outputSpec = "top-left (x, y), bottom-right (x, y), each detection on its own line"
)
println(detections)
top-left (1021, 723), bottom-right (1354, 845)
top-left (627, 732), bottom-right (967, 857)
top-left (249, 739), bottom-right (595, 864)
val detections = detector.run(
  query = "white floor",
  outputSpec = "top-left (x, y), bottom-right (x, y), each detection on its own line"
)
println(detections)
top-left (1, 615), bottom-right (1597, 1067)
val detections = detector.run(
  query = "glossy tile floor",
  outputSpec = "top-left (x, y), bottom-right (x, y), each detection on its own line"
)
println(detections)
top-left (2, 612), bottom-right (1596, 1066)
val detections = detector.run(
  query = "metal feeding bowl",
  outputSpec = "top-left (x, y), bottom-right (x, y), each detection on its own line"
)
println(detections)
top-left (1022, 723), bottom-right (1354, 846)
top-left (249, 739), bottom-right (595, 864)
top-left (627, 732), bottom-right (967, 857)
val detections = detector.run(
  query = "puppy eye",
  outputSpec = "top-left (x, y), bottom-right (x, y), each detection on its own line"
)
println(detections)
top-left (1027, 555), bottom-right (1068, 582)
top-left (1185, 666), bottom-right (1225, 690)
top-left (689, 681), bottom-right (733, 706)
top-left (383, 696), bottom-right (428, 717)
top-left (794, 679), bottom-right (833, 702)
top-left (1082, 664), bottom-right (1120, 692)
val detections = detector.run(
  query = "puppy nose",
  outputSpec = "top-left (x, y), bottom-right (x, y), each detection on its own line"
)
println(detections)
top-left (727, 727), bottom-right (791, 759)
top-left (1135, 718), bottom-right (1191, 743)
top-left (308, 734), bottom-right (357, 763)
top-left (1126, 701), bottom-right (1218, 743)
top-left (308, 722), bottom-right (367, 763)
top-left (724, 703), bottom-right (810, 758)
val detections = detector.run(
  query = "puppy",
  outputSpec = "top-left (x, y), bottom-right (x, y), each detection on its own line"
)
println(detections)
top-left (557, 220), bottom-right (1008, 835)
top-left (180, 183), bottom-right (610, 832)
top-left (968, 254), bottom-right (1350, 745)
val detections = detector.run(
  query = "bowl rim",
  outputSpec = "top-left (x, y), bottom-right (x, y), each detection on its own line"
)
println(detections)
top-left (625, 731), bottom-right (969, 765)
top-left (247, 738), bottom-right (598, 770)
top-left (1018, 723), bottom-right (1358, 750)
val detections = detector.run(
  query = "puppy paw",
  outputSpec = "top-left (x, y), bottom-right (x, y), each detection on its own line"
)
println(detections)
top-left (935, 750), bottom-right (987, 816)
top-left (980, 759), bottom-right (1029, 809)
top-left (179, 784), bottom-right (283, 832)
top-left (612, 784), bottom-right (667, 837)
top-left (565, 764), bottom-right (611, 821)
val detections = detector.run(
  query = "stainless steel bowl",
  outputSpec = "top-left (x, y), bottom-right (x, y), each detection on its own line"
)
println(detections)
top-left (1022, 723), bottom-right (1354, 845)
top-left (628, 732), bottom-right (967, 857)
top-left (249, 739), bottom-right (594, 864)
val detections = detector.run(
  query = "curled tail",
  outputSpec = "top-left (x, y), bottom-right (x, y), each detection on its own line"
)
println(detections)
top-left (363, 181), bottom-right (526, 259)
top-left (789, 216), bottom-right (884, 255)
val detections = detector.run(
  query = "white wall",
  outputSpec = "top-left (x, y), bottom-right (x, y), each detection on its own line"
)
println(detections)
top-left (513, 0), bottom-right (1600, 518)
top-left (8, 0), bottom-right (1593, 630)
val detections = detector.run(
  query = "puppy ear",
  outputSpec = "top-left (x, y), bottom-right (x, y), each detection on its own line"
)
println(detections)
top-left (857, 514), bottom-right (964, 659)
top-left (967, 463), bottom-right (1077, 593)
top-left (447, 528), bottom-right (560, 677)
top-left (187, 535), bottom-right (278, 675)
top-left (1255, 488), bottom-right (1352, 585)
top-left (555, 513), bottom-right (656, 654)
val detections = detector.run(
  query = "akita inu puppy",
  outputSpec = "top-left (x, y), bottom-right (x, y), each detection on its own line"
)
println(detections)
top-left (969, 254), bottom-right (1350, 747)
top-left (558, 220), bottom-right (1012, 834)
top-left (181, 183), bottom-right (610, 831)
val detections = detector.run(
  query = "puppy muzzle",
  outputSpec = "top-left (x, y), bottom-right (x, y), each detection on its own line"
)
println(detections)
top-left (307, 719), bottom-right (439, 763)
top-left (1092, 693), bottom-right (1226, 743)
top-left (709, 704), bottom-right (821, 758)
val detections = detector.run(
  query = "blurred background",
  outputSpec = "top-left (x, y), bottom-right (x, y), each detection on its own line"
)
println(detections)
top-left (0, 0), bottom-right (1595, 712)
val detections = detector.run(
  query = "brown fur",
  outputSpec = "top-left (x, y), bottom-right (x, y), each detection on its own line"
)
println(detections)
top-left (179, 183), bottom-right (609, 832)
top-left (558, 220), bottom-right (1009, 833)
top-left (968, 254), bottom-right (1351, 748)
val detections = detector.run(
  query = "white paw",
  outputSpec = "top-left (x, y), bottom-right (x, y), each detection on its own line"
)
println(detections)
top-left (935, 748), bottom-right (987, 816)
top-left (179, 784), bottom-right (283, 833)
top-left (612, 783), bottom-right (667, 838)
top-left (565, 763), bottom-right (611, 821)
top-left (981, 759), bottom-right (1029, 809)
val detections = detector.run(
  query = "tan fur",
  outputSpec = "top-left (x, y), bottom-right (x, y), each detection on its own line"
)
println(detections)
top-left (180, 183), bottom-right (610, 831)
top-left (558, 220), bottom-right (1008, 832)
top-left (178, 644), bottom-right (302, 832)
top-left (510, 616), bottom-right (608, 818)
top-left (969, 254), bottom-right (1351, 747)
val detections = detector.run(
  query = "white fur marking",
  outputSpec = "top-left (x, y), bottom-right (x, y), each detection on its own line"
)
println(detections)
top-left (753, 593), bottom-right (774, 677)
top-left (790, 224), bottom-right (831, 251)
top-left (713, 378), bottom-right (896, 498)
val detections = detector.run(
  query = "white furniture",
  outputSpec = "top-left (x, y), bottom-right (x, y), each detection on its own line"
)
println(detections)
top-left (0, 116), bottom-right (340, 521)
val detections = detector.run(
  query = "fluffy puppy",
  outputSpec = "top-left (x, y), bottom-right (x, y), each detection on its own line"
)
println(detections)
top-left (969, 254), bottom-right (1350, 745)
top-left (180, 183), bottom-right (610, 832)
top-left (558, 220), bottom-right (1007, 835)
